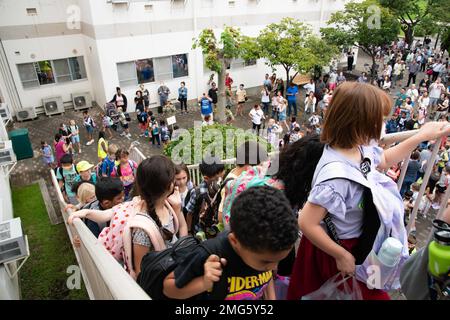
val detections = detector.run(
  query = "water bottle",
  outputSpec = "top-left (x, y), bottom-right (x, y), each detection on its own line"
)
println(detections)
top-left (377, 237), bottom-right (403, 267)
top-left (428, 220), bottom-right (450, 278)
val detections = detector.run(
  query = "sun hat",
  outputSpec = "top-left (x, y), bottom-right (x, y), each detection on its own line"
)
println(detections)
top-left (76, 160), bottom-right (94, 173)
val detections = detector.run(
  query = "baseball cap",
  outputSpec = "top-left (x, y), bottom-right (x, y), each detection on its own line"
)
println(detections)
top-left (76, 161), bottom-right (94, 173)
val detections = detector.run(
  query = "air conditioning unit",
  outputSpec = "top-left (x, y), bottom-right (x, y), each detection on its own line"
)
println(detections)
top-left (0, 103), bottom-right (11, 122)
top-left (16, 107), bottom-right (37, 122)
top-left (0, 140), bottom-right (16, 166)
top-left (0, 218), bottom-right (27, 265)
top-left (43, 96), bottom-right (64, 116)
top-left (72, 92), bottom-right (92, 111)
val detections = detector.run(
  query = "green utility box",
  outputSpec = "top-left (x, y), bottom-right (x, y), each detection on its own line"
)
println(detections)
top-left (8, 128), bottom-right (33, 160)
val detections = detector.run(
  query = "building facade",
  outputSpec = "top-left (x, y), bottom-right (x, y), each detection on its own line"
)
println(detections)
top-left (0, 0), bottom-right (353, 115)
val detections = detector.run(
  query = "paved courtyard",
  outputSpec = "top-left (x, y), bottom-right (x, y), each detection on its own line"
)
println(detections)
top-left (6, 51), bottom-right (439, 251)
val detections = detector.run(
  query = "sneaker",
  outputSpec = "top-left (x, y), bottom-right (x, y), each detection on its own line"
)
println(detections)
top-left (127, 133), bottom-right (132, 138)
top-left (139, 134), bottom-right (145, 137)
top-left (120, 132), bottom-right (126, 136)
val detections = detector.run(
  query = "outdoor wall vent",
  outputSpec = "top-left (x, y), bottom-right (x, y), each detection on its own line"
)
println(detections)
top-left (144, 4), bottom-right (153, 11)
top-left (26, 8), bottom-right (37, 15)
top-left (228, 0), bottom-right (235, 7)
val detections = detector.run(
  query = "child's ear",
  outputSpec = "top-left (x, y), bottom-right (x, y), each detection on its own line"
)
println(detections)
top-left (101, 200), bottom-right (112, 209)
top-left (228, 233), bottom-right (239, 248)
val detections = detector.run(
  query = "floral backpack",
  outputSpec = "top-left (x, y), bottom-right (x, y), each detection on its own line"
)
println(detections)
top-left (98, 197), bottom-right (179, 280)
top-left (221, 163), bottom-right (283, 228)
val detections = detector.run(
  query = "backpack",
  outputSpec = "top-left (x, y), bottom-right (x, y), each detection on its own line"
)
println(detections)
top-left (137, 236), bottom-right (200, 299)
top-left (98, 158), bottom-right (116, 177)
top-left (103, 116), bottom-right (113, 127)
top-left (116, 160), bottom-right (136, 178)
top-left (138, 112), bottom-right (148, 124)
top-left (55, 165), bottom-right (79, 194)
top-left (312, 151), bottom-right (409, 291)
top-left (98, 197), bottom-right (179, 280)
top-left (151, 121), bottom-right (159, 135)
top-left (188, 177), bottom-right (235, 238)
top-left (124, 112), bottom-right (131, 122)
top-left (88, 117), bottom-right (97, 128)
top-left (160, 126), bottom-right (170, 141)
top-left (221, 165), bottom-right (282, 228)
top-left (137, 234), bottom-right (228, 300)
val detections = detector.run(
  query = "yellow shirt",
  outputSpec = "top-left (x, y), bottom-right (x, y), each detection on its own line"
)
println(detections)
top-left (98, 138), bottom-right (108, 160)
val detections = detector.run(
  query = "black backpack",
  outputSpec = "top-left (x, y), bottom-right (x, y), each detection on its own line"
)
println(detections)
top-left (187, 177), bottom-right (235, 236)
top-left (137, 235), bottom-right (228, 300)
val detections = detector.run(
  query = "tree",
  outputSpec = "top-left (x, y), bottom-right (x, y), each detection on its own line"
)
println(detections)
top-left (193, 27), bottom-right (255, 124)
top-left (321, 0), bottom-right (400, 79)
top-left (379, 0), bottom-right (449, 46)
top-left (442, 27), bottom-right (450, 53)
top-left (254, 17), bottom-right (337, 86)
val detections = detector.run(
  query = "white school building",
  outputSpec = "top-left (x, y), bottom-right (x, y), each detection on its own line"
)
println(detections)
top-left (0, 0), bottom-right (355, 117)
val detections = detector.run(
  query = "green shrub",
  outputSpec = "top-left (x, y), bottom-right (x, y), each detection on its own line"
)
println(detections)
top-left (163, 124), bottom-right (272, 164)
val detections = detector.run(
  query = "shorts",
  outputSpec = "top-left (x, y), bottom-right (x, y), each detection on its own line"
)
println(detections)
top-left (201, 113), bottom-right (213, 121)
top-left (86, 125), bottom-right (94, 134)
top-left (139, 123), bottom-right (147, 131)
top-left (71, 135), bottom-right (80, 144)
top-left (122, 123), bottom-right (129, 129)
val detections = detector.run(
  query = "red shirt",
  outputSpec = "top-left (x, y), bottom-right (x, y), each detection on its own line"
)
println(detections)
top-left (225, 76), bottom-right (233, 89)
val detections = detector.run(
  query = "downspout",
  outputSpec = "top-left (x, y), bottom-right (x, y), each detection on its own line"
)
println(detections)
top-left (0, 38), bottom-right (23, 114)
top-left (192, 0), bottom-right (202, 101)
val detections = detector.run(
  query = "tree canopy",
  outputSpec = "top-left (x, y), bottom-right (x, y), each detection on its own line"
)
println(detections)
top-left (321, 0), bottom-right (400, 77)
top-left (253, 17), bottom-right (337, 82)
top-left (193, 27), bottom-right (254, 123)
top-left (379, 0), bottom-right (449, 45)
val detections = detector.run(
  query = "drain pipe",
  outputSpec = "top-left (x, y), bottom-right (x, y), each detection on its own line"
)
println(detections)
top-left (0, 38), bottom-right (23, 115)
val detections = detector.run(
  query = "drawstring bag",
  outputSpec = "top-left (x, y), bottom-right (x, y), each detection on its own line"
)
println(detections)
top-left (302, 274), bottom-right (363, 300)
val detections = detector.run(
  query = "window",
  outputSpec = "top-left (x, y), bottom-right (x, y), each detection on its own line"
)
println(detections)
top-left (17, 56), bottom-right (87, 89)
top-left (135, 59), bottom-right (155, 84)
top-left (154, 56), bottom-right (173, 81)
top-left (36, 60), bottom-right (55, 85)
top-left (69, 56), bottom-right (87, 80)
top-left (117, 61), bottom-right (138, 88)
top-left (53, 59), bottom-right (71, 83)
top-left (117, 54), bottom-right (189, 87)
top-left (228, 58), bottom-right (257, 69)
top-left (172, 54), bottom-right (188, 78)
top-left (17, 63), bottom-right (39, 88)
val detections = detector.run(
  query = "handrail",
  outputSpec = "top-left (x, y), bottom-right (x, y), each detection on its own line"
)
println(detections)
top-left (381, 130), bottom-right (450, 236)
top-left (50, 169), bottom-right (150, 300)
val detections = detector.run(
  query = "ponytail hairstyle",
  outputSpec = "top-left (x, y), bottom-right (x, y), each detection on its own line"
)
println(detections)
top-left (136, 156), bottom-right (176, 228)
top-left (275, 134), bottom-right (325, 209)
top-left (115, 149), bottom-right (130, 177)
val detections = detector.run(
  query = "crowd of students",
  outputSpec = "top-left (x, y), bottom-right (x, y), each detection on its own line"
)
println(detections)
top-left (60, 79), bottom-right (450, 301)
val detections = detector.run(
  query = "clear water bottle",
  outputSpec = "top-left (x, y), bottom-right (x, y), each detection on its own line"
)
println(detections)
top-left (377, 237), bottom-right (403, 267)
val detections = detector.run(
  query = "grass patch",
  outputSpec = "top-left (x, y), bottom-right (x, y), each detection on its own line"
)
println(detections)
top-left (12, 183), bottom-right (88, 300)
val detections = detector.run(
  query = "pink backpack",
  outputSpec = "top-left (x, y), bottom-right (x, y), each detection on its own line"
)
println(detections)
top-left (98, 197), bottom-right (179, 280)
top-left (221, 163), bottom-right (283, 228)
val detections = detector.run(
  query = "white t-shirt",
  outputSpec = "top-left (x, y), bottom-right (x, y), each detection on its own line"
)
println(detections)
top-left (419, 97), bottom-right (430, 109)
top-left (430, 83), bottom-right (445, 99)
top-left (250, 109), bottom-right (264, 125)
top-left (329, 72), bottom-right (337, 84)
top-left (116, 95), bottom-right (124, 106)
top-left (406, 89), bottom-right (419, 100)
top-left (261, 90), bottom-right (270, 103)
top-left (303, 83), bottom-right (315, 94)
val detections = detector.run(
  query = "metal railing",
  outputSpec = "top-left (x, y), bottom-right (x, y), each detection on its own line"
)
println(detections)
top-left (381, 130), bottom-right (450, 235)
top-left (50, 165), bottom-right (150, 300)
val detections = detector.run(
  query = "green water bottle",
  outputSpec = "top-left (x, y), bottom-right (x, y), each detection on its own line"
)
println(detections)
top-left (428, 221), bottom-right (450, 278)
